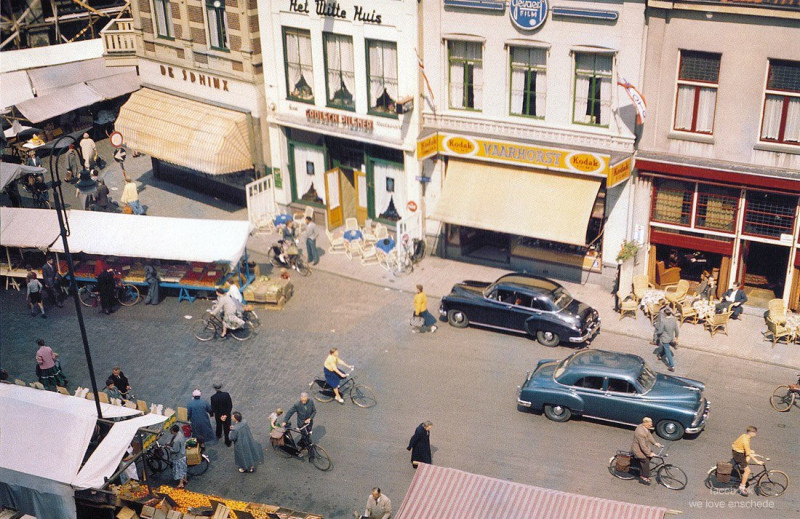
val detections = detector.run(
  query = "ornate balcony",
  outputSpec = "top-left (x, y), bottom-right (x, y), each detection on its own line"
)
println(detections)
top-left (100, 18), bottom-right (137, 66)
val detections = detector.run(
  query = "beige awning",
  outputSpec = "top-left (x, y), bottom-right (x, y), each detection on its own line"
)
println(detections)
top-left (114, 88), bottom-right (252, 175)
top-left (431, 159), bottom-right (602, 246)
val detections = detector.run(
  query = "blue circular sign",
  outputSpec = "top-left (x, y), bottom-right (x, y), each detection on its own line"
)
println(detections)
top-left (510, 0), bottom-right (549, 31)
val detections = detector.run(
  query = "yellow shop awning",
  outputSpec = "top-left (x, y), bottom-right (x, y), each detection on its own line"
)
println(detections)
top-left (114, 88), bottom-right (252, 175)
top-left (430, 159), bottom-right (602, 246)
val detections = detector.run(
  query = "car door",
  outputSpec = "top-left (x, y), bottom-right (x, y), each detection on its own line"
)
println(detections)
top-left (570, 376), bottom-right (606, 415)
top-left (599, 377), bottom-right (644, 424)
top-left (503, 291), bottom-right (536, 331)
top-left (475, 287), bottom-right (517, 329)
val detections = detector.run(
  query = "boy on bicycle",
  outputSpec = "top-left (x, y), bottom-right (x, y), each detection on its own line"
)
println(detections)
top-left (732, 425), bottom-right (763, 496)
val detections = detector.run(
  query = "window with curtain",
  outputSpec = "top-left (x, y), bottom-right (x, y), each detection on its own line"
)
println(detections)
top-left (206, 0), bottom-right (229, 50)
top-left (324, 33), bottom-right (355, 110)
top-left (652, 179), bottom-right (693, 226)
top-left (760, 60), bottom-right (800, 145)
top-left (154, 0), bottom-right (174, 38)
top-left (448, 41), bottom-right (483, 110)
top-left (283, 28), bottom-right (314, 102)
top-left (674, 51), bottom-right (720, 134)
top-left (573, 53), bottom-right (612, 126)
top-left (510, 46), bottom-right (546, 118)
top-left (695, 184), bottom-right (739, 233)
top-left (367, 40), bottom-right (398, 116)
top-left (374, 162), bottom-right (403, 222)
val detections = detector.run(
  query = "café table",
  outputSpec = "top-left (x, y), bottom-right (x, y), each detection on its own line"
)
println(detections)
top-left (343, 229), bottom-right (363, 242)
top-left (375, 237), bottom-right (395, 253)
top-left (274, 213), bottom-right (292, 226)
top-left (784, 314), bottom-right (800, 339)
top-left (691, 299), bottom-right (717, 322)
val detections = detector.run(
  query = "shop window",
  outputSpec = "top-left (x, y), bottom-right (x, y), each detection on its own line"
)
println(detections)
top-left (367, 40), bottom-right (398, 117)
top-left (760, 60), bottom-right (800, 145)
top-left (448, 41), bottom-right (483, 110)
top-left (510, 46), bottom-right (546, 118)
top-left (205, 0), bottom-right (229, 50)
top-left (674, 51), bottom-right (720, 134)
top-left (154, 0), bottom-right (174, 39)
top-left (573, 53), bottom-right (612, 126)
top-left (743, 191), bottom-right (797, 239)
top-left (374, 161), bottom-right (403, 222)
top-left (695, 184), bottom-right (738, 233)
top-left (324, 33), bottom-right (355, 110)
top-left (652, 179), bottom-right (693, 226)
top-left (283, 28), bottom-right (314, 103)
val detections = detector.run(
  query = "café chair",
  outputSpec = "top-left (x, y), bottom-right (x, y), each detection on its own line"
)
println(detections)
top-left (675, 300), bottom-right (700, 326)
top-left (293, 206), bottom-right (314, 231)
top-left (326, 229), bottom-right (347, 254)
top-left (252, 214), bottom-right (276, 235)
top-left (345, 217), bottom-right (359, 233)
top-left (632, 275), bottom-right (654, 303)
top-left (645, 299), bottom-right (666, 324)
top-left (705, 310), bottom-right (733, 337)
top-left (363, 220), bottom-right (377, 244)
top-left (764, 316), bottom-right (794, 348)
top-left (656, 261), bottom-right (681, 288)
top-left (374, 223), bottom-right (389, 242)
top-left (617, 292), bottom-right (638, 320)
top-left (665, 280), bottom-right (690, 308)
top-left (360, 243), bottom-right (379, 266)
top-left (768, 298), bottom-right (787, 325)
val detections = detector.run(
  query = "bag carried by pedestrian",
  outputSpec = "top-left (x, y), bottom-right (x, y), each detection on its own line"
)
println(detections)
top-left (716, 461), bottom-right (733, 483)
top-left (410, 313), bottom-right (424, 327)
top-left (270, 426), bottom-right (285, 446)
top-left (615, 454), bottom-right (631, 472)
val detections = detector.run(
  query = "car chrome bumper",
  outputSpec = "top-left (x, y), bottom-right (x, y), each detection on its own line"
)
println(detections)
top-left (439, 304), bottom-right (447, 317)
top-left (686, 400), bottom-right (710, 434)
top-left (516, 397), bottom-right (532, 408)
top-left (569, 319), bottom-right (602, 343)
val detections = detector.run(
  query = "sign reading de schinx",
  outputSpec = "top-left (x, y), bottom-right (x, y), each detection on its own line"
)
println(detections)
top-left (509, 0), bottom-right (549, 31)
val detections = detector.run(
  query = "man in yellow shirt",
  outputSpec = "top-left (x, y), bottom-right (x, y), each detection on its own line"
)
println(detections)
top-left (731, 425), bottom-right (762, 496)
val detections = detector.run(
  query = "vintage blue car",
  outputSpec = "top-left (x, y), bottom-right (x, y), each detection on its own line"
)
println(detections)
top-left (516, 349), bottom-right (709, 440)
top-left (438, 274), bottom-right (600, 347)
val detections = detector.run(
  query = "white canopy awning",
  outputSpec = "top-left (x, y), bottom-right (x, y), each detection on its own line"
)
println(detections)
top-left (0, 207), bottom-right (62, 249)
top-left (0, 163), bottom-right (47, 192)
top-left (0, 70), bottom-right (34, 110)
top-left (16, 83), bottom-right (104, 124)
top-left (25, 58), bottom-right (130, 97)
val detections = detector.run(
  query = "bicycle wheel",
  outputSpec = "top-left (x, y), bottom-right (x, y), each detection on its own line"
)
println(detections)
top-left (770, 385), bottom-right (795, 412)
top-left (309, 444), bottom-right (332, 471)
top-left (146, 448), bottom-right (168, 474)
top-left (351, 384), bottom-right (377, 408)
top-left (608, 455), bottom-right (637, 480)
top-left (245, 310), bottom-right (261, 328)
top-left (187, 454), bottom-right (210, 476)
top-left (757, 470), bottom-right (789, 497)
top-left (117, 284), bottom-right (140, 306)
top-left (393, 258), bottom-right (414, 278)
top-left (310, 379), bottom-right (335, 403)
top-left (230, 321), bottom-right (254, 341)
top-left (272, 442), bottom-right (293, 459)
top-left (295, 255), bottom-right (311, 276)
top-left (657, 464), bottom-right (688, 490)
top-left (267, 246), bottom-right (281, 266)
top-left (78, 285), bottom-right (97, 307)
top-left (192, 319), bottom-right (217, 341)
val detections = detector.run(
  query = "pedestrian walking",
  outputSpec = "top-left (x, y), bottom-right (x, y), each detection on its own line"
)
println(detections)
top-left (143, 264), bottom-right (160, 305)
top-left (64, 143), bottom-right (81, 183)
top-left (304, 216), bottom-right (319, 265)
top-left (230, 411), bottom-right (264, 473)
top-left (283, 392), bottom-right (316, 454)
top-left (93, 179), bottom-right (110, 211)
top-left (653, 307), bottom-right (679, 372)
top-left (79, 133), bottom-right (97, 170)
top-left (97, 267), bottom-right (115, 315)
top-left (356, 487), bottom-right (392, 519)
top-left (120, 171), bottom-right (145, 215)
top-left (406, 421), bottom-right (433, 469)
top-left (26, 272), bottom-right (46, 318)
top-left (412, 284), bottom-right (437, 333)
top-left (168, 424), bottom-right (188, 489)
top-left (42, 256), bottom-right (63, 308)
top-left (210, 382), bottom-right (233, 447)
top-left (631, 417), bottom-right (662, 484)
top-left (35, 339), bottom-right (67, 390)
top-left (187, 389), bottom-right (218, 447)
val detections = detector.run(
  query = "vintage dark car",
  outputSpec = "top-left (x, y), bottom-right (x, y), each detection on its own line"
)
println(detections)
top-left (438, 274), bottom-right (600, 346)
top-left (516, 349), bottom-right (710, 440)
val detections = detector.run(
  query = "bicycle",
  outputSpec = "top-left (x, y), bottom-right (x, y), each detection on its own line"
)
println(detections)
top-left (770, 374), bottom-right (800, 412)
top-left (192, 310), bottom-right (255, 341)
top-left (145, 434), bottom-right (210, 477)
top-left (391, 237), bottom-right (425, 277)
top-left (268, 238), bottom-right (311, 276)
top-left (78, 278), bottom-right (140, 307)
top-left (609, 446), bottom-right (687, 490)
top-left (705, 454), bottom-right (788, 497)
top-left (309, 369), bottom-right (377, 408)
top-left (271, 423), bottom-right (332, 471)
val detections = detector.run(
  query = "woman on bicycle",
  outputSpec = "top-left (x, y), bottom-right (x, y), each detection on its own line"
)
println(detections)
top-left (324, 348), bottom-right (353, 404)
top-left (168, 424), bottom-right (188, 489)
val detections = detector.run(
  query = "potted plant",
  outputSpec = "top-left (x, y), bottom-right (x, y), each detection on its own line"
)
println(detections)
top-left (616, 240), bottom-right (640, 263)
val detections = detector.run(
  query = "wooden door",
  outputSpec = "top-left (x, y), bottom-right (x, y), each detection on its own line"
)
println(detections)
top-left (325, 168), bottom-right (343, 229)
top-left (355, 170), bottom-right (368, 226)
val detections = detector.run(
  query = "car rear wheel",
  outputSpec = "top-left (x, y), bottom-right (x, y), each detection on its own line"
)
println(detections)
top-left (536, 330), bottom-right (560, 347)
top-left (656, 419), bottom-right (685, 441)
top-left (543, 404), bottom-right (571, 422)
top-left (447, 309), bottom-right (469, 328)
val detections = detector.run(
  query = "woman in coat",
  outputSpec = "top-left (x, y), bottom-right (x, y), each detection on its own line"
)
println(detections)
top-left (407, 421), bottom-right (433, 468)
top-left (143, 265), bottom-right (160, 305)
top-left (187, 390), bottom-right (218, 446)
top-left (230, 411), bottom-right (264, 473)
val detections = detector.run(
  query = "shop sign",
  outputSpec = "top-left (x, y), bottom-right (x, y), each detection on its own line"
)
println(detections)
top-left (288, 0), bottom-right (383, 24)
top-left (407, 201), bottom-right (418, 212)
top-left (444, 136), bottom-right (477, 155)
top-left (780, 233), bottom-right (794, 245)
top-left (160, 65), bottom-right (229, 92)
top-left (305, 108), bottom-right (374, 132)
top-left (509, 0), bottom-right (549, 31)
top-left (416, 133), bottom-right (439, 160)
top-left (607, 157), bottom-right (632, 188)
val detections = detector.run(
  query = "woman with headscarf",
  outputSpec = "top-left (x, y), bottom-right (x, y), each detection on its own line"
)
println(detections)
top-left (186, 389), bottom-right (218, 447)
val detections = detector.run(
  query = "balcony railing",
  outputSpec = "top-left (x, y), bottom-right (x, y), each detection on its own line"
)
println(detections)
top-left (101, 18), bottom-right (135, 56)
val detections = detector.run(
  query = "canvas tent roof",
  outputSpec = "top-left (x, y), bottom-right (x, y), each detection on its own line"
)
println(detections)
top-left (0, 163), bottom-right (47, 192)
top-left (0, 206), bottom-right (62, 249)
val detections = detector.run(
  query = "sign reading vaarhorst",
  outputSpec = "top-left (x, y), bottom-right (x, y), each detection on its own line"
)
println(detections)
top-left (509, 0), bottom-right (549, 31)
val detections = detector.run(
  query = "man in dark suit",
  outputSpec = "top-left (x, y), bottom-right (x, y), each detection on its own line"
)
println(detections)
top-left (717, 282), bottom-right (748, 319)
top-left (210, 382), bottom-right (233, 447)
top-left (42, 257), bottom-right (63, 308)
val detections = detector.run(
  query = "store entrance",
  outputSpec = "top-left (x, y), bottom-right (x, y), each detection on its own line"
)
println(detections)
top-left (738, 240), bottom-right (789, 306)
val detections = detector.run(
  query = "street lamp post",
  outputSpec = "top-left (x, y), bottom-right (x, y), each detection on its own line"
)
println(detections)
top-left (48, 135), bottom-right (103, 419)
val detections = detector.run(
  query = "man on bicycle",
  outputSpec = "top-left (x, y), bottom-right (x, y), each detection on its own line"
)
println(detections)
top-left (283, 392), bottom-right (316, 456)
top-left (631, 417), bottom-right (662, 484)
top-left (732, 425), bottom-right (763, 496)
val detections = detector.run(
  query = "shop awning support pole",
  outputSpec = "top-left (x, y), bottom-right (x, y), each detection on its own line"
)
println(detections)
top-left (48, 135), bottom-right (103, 419)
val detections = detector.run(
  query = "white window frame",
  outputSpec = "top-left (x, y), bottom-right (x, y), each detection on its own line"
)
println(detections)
top-left (760, 59), bottom-right (800, 146)
top-left (673, 50), bottom-right (721, 135)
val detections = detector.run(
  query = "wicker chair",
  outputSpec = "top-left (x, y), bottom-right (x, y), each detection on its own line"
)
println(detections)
top-left (618, 292), bottom-right (638, 320)
top-left (768, 298), bottom-right (787, 325)
top-left (345, 217), bottom-right (359, 232)
top-left (675, 300), bottom-right (700, 326)
top-left (705, 311), bottom-right (733, 337)
top-left (645, 299), bottom-right (666, 324)
top-left (765, 316), bottom-right (794, 347)
top-left (326, 229), bottom-right (347, 254)
top-left (632, 275), bottom-right (653, 303)
top-left (656, 261), bottom-right (681, 288)
top-left (665, 280), bottom-right (690, 308)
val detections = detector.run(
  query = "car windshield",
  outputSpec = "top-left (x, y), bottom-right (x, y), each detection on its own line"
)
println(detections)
top-left (551, 287), bottom-right (573, 310)
top-left (637, 363), bottom-right (657, 393)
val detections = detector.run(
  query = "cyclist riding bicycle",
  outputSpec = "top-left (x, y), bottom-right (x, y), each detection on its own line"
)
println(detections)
top-left (732, 425), bottom-right (763, 496)
top-left (324, 347), bottom-right (353, 404)
top-left (210, 287), bottom-right (244, 338)
top-left (631, 417), bottom-right (662, 484)
top-left (283, 392), bottom-right (316, 456)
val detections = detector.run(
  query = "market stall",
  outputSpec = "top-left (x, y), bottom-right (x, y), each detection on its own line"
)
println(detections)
top-left (0, 207), bottom-right (63, 290)
top-left (395, 463), bottom-right (670, 519)
top-left (0, 384), bottom-right (167, 519)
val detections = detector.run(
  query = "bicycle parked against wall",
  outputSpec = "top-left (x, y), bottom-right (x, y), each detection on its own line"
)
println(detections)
top-left (392, 237), bottom-right (425, 277)
top-left (770, 374), bottom-right (800, 412)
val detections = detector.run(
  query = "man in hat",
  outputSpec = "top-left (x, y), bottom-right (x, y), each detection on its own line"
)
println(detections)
top-left (210, 382), bottom-right (234, 447)
top-left (631, 417), bottom-right (662, 484)
top-left (186, 389), bottom-right (217, 447)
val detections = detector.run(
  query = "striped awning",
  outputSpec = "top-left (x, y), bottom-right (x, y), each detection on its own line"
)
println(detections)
top-left (395, 464), bottom-right (668, 519)
top-left (114, 88), bottom-right (252, 175)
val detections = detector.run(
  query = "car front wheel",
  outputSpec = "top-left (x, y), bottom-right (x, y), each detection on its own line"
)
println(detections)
top-left (536, 330), bottom-right (560, 347)
top-left (656, 420), bottom-right (685, 441)
top-left (447, 309), bottom-right (469, 328)
top-left (543, 404), bottom-right (571, 422)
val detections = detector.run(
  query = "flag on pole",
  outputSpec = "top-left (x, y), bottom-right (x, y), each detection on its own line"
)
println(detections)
top-left (618, 77), bottom-right (647, 124)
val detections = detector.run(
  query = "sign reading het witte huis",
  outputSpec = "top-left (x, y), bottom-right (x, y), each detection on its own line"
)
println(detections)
top-left (289, 0), bottom-right (383, 24)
